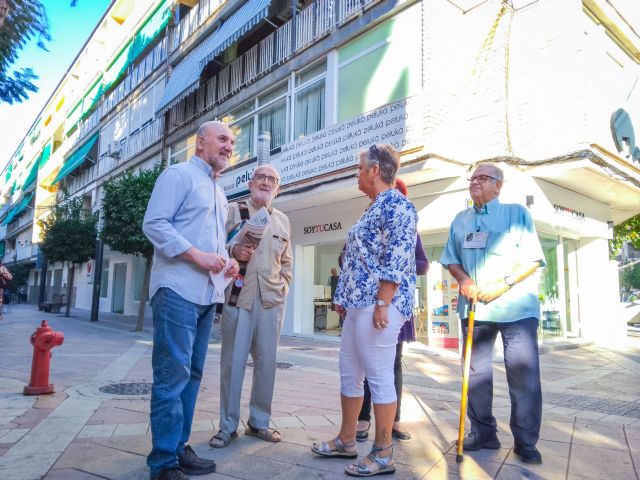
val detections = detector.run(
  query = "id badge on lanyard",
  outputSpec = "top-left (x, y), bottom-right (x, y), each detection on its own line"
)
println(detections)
top-left (463, 231), bottom-right (488, 249)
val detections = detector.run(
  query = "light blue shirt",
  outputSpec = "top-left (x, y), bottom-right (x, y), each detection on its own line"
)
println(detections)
top-left (334, 189), bottom-right (417, 318)
top-left (440, 197), bottom-right (545, 322)
top-left (143, 156), bottom-right (228, 305)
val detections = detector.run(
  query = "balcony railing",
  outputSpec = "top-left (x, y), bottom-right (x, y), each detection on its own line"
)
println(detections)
top-left (67, 37), bottom-right (168, 153)
top-left (168, 0), bottom-right (381, 132)
top-left (98, 117), bottom-right (164, 177)
top-left (171, 0), bottom-right (227, 52)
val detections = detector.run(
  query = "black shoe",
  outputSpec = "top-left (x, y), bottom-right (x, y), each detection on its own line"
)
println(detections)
top-left (151, 467), bottom-right (188, 480)
top-left (178, 445), bottom-right (216, 475)
top-left (513, 445), bottom-right (542, 464)
top-left (461, 432), bottom-right (501, 451)
top-left (356, 421), bottom-right (370, 442)
top-left (392, 428), bottom-right (411, 442)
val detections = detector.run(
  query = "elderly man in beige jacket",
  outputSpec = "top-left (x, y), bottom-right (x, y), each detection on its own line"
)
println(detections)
top-left (210, 164), bottom-right (292, 448)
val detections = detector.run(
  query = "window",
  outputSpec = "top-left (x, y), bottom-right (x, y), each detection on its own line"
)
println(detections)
top-left (100, 259), bottom-right (109, 298)
top-left (258, 101), bottom-right (287, 150)
top-left (337, 4), bottom-right (421, 122)
top-left (133, 255), bottom-right (147, 302)
top-left (168, 134), bottom-right (196, 164)
top-left (294, 80), bottom-right (325, 139)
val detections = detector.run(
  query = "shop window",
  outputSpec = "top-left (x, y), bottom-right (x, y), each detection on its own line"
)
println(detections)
top-left (337, 4), bottom-right (421, 122)
top-left (311, 242), bottom-right (344, 335)
top-left (100, 259), bottom-right (110, 298)
top-left (539, 235), bottom-right (562, 338)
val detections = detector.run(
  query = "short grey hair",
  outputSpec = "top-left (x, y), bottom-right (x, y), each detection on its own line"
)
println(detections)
top-left (361, 144), bottom-right (400, 185)
top-left (252, 164), bottom-right (281, 182)
top-left (473, 162), bottom-right (504, 182)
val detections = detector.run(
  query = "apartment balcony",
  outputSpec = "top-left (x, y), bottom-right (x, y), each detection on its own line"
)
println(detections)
top-left (98, 117), bottom-right (164, 177)
top-left (5, 209), bottom-right (35, 238)
top-left (166, 0), bottom-right (381, 133)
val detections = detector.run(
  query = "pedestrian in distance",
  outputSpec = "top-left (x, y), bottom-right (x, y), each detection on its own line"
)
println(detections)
top-left (440, 162), bottom-right (546, 465)
top-left (143, 120), bottom-right (240, 480)
top-left (0, 261), bottom-right (12, 318)
top-left (356, 178), bottom-right (429, 444)
top-left (210, 164), bottom-right (293, 448)
top-left (311, 144), bottom-right (417, 477)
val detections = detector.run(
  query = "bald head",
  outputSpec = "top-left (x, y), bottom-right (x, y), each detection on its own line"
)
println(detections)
top-left (195, 121), bottom-right (234, 173)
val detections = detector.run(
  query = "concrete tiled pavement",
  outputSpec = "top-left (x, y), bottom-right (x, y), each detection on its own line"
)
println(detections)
top-left (1, 305), bottom-right (640, 479)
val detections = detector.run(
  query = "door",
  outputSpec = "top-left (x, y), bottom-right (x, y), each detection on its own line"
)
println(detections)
top-left (111, 262), bottom-right (127, 314)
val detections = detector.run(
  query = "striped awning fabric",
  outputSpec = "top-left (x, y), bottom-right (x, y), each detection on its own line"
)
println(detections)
top-left (155, 0), bottom-right (271, 115)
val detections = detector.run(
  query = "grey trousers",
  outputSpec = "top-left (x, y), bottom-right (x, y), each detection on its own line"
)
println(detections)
top-left (218, 293), bottom-right (285, 434)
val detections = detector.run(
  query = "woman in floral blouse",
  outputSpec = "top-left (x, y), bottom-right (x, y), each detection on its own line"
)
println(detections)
top-left (311, 144), bottom-right (417, 477)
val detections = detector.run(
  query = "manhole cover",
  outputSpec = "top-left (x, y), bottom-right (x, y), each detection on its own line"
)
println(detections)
top-left (99, 382), bottom-right (153, 395)
top-left (247, 362), bottom-right (293, 369)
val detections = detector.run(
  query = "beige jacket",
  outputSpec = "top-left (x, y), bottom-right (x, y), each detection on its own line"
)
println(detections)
top-left (226, 198), bottom-right (293, 310)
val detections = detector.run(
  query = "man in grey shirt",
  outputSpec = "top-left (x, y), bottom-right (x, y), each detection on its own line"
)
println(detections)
top-left (143, 121), bottom-right (239, 480)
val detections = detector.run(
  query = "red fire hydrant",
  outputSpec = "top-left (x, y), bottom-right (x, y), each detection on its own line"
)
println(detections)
top-left (23, 320), bottom-right (64, 395)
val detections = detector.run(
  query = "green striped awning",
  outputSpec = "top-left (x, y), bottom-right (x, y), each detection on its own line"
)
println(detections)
top-left (128, 0), bottom-right (171, 63)
top-left (21, 158), bottom-right (39, 192)
top-left (103, 39), bottom-right (133, 93)
top-left (51, 132), bottom-right (99, 186)
top-left (2, 192), bottom-right (34, 226)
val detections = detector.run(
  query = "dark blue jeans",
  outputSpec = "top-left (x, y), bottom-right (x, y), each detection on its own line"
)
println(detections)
top-left (461, 317), bottom-right (542, 448)
top-left (147, 288), bottom-right (214, 477)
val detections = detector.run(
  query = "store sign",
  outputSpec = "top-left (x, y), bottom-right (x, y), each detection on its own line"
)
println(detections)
top-left (220, 97), bottom-right (423, 198)
top-left (553, 204), bottom-right (585, 221)
top-left (303, 222), bottom-right (342, 235)
top-left (611, 108), bottom-right (640, 163)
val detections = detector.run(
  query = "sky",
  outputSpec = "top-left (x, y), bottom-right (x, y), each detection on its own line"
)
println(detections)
top-left (0, 0), bottom-right (112, 165)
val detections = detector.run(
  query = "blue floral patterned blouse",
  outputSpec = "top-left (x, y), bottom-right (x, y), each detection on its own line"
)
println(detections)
top-left (334, 188), bottom-right (417, 319)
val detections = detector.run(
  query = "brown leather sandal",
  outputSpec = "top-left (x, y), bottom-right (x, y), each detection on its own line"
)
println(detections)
top-left (245, 421), bottom-right (282, 442)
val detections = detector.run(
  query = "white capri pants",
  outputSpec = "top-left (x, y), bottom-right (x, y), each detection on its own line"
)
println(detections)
top-left (339, 304), bottom-right (405, 404)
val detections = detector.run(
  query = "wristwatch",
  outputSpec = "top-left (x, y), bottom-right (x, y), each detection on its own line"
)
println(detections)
top-left (376, 299), bottom-right (389, 308)
top-left (504, 275), bottom-right (515, 288)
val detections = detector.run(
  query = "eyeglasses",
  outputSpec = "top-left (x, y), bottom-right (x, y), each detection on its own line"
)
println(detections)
top-left (253, 173), bottom-right (279, 185)
top-left (468, 175), bottom-right (498, 184)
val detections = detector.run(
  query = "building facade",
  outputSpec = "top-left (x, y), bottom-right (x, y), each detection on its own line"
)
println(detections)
top-left (1, 0), bottom-right (639, 351)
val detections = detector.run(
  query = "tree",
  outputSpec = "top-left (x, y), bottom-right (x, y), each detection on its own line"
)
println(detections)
top-left (0, 0), bottom-right (51, 104)
top-left (610, 214), bottom-right (640, 259)
top-left (101, 165), bottom-right (161, 331)
top-left (621, 264), bottom-right (640, 292)
top-left (39, 196), bottom-right (97, 317)
top-left (7, 262), bottom-right (29, 292)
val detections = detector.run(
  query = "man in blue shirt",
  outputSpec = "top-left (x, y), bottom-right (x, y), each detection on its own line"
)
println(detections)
top-left (143, 121), bottom-right (239, 480)
top-left (441, 163), bottom-right (545, 465)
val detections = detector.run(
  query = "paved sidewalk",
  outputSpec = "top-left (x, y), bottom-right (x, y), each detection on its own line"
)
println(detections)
top-left (1, 304), bottom-right (640, 479)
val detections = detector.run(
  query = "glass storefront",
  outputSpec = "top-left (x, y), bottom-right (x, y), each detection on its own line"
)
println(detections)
top-left (296, 231), bottom-right (580, 349)
top-left (539, 234), bottom-right (562, 339)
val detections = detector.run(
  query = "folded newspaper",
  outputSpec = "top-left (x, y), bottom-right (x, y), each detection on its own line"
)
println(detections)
top-left (225, 206), bottom-right (271, 251)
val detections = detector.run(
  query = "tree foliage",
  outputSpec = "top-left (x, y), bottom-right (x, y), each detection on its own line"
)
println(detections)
top-left (0, 0), bottom-right (51, 104)
top-left (39, 195), bottom-right (97, 316)
top-left (39, 196), bottom-right (97, 264)
top-left (609, 214), bottom-right (640, 259)
top-left (621, 264), bottom-right (640, 293)
top-left (101, 165), bottom-right (161, 259)
top-left (101, 164), bottom-right (161, 330)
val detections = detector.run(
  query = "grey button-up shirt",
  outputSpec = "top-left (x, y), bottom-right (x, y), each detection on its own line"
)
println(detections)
top-left (143, 156), bottom-right (228, 305)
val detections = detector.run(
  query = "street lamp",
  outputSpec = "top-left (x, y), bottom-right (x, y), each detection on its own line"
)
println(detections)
top-left (0, 0), bottom-right (9, 29)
